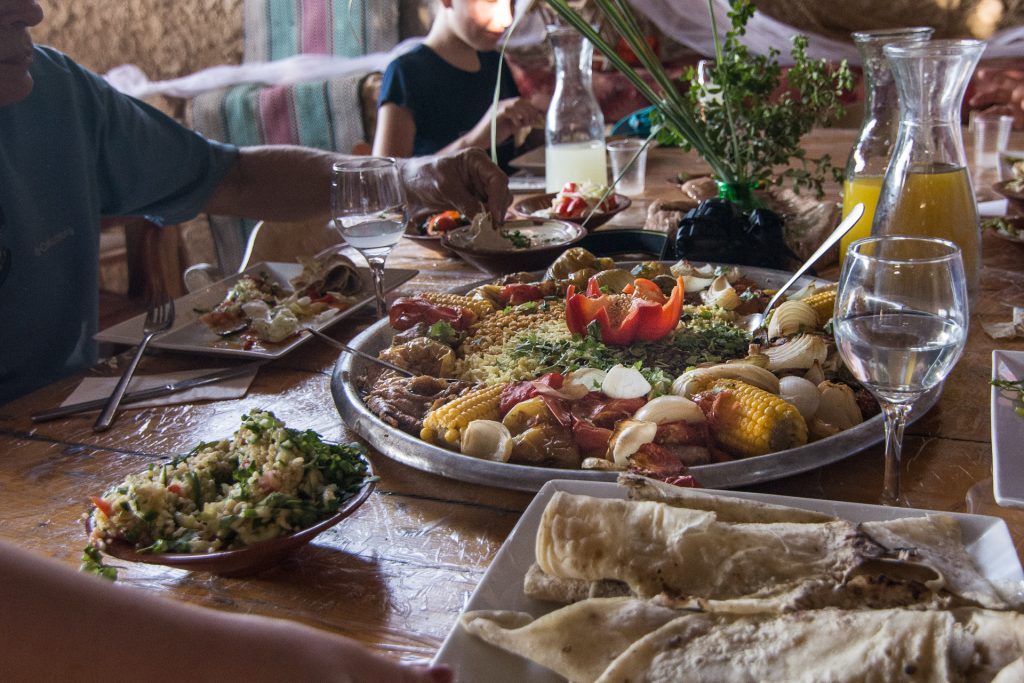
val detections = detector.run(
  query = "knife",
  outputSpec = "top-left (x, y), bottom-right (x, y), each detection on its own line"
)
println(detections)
top-left (31, 361), bottom-right (267, 423)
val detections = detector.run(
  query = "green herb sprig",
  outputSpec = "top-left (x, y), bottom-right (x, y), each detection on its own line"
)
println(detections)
top-left (992, 378), bottom-right (1024, 418)
top-left (541, 0), bottom-right (853, 196)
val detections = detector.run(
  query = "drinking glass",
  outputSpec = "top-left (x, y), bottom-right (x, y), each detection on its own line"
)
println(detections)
top-left (331, 157), bottom-right (407, 318)
top-left (834, 236), bottom-right (968, 505)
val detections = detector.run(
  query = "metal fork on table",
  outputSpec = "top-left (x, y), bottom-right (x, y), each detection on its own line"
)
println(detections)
top-left (93, 297), bottom-right (176, 432)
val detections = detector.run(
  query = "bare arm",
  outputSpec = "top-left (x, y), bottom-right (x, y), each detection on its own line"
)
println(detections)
top-left (204, 145), bottom-right (336, 222)
top-left (0, 540), bottom-right (449, 682)
top-left (203, 146), bottom-right (512, 224)
top-left (436, 97), bottom-right (543, 157)
top-left (372, 103), bottom-right (417, 158)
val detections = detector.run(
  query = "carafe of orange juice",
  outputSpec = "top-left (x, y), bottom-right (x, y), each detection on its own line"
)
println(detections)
top-left (872, 39), bottom-right (986, 303)
top-left (840, 28), bottom-right (933, 267)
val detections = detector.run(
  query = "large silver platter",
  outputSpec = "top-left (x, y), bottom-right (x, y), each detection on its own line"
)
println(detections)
top-left (331, 264), bottom-right (940, 492)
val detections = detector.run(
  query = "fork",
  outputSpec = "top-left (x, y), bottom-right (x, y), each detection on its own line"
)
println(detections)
top-left (93, 297), bottom-right (175, 432)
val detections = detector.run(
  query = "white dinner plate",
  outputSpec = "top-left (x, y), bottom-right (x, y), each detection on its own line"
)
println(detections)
top-left (433, 479), bottom-right (1024, 682)
top-left (992, 350), bottom-right (1024, 508)
top-left (96, 262), bottom-right (417, 359)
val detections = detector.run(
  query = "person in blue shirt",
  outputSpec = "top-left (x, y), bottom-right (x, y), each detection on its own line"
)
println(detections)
top-left (372, 0), bottom-right (543, 171)
top-left (0, 0), bottom-right (511, 406)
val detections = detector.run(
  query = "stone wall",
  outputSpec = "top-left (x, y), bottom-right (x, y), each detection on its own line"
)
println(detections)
top-left (34, 0), bottom-right (244, 83)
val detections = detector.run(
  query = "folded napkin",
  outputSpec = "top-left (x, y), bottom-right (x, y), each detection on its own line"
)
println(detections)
top-left (983, 307), bottom-right (1024, 341)
top-left (62, 367), bottom-right (259, 410)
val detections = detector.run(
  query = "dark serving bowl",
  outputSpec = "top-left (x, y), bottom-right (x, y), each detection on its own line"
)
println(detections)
top-left (511, 192), bottom-right (631, 231)
top-left (993, 179), bottom-right (1024, 215)
top-left (440, 218), bottom-right (586, 276)
top-left (89, 461), bottom-right (375, 577)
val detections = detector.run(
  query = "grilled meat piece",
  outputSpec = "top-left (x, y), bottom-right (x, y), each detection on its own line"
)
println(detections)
top-left (364, 374), bottom-right (472, 435)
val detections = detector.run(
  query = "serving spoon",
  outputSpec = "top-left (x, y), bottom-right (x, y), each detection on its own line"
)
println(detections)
top-left (744, 202), bottom-right (864, 337)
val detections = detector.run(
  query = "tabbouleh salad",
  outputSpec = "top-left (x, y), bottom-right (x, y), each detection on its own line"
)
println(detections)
top-left (87, 410), bottom-right (372, 555)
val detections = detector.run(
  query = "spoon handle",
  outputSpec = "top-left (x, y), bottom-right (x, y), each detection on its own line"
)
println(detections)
top-left (763, 202), bottom-right (865, 316)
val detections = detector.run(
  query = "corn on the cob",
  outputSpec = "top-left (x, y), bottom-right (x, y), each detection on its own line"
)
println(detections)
top-left (421, 382), bottom-right (508, 447)
top-left (459, 302), bottom-right (565, 357)
top-left (800, 287), bottom-right (838, 326)
top-left (421, 292), bottom-right (494, 319)
top-left (700, 379), bottom-right (807, 457)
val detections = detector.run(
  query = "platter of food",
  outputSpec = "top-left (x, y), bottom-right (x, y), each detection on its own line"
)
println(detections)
top-left (84, 410), bottom-right (375, 577)
top-left (97, 256), bottom-right (417, 359)
top-left (992, 350), bottom-right (1024, 509)
top-left (433, 478), bottom-right (1024, 681)
top-left (332, 249), bottom-right (939, 491)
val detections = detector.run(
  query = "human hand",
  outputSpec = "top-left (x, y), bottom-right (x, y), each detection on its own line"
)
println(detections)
top-left (969, 67), bottom-right (1024, 129)
top-left (468, 97), bottom-right (544, 148)
top-left (400, 148), bottom-right (513, 224)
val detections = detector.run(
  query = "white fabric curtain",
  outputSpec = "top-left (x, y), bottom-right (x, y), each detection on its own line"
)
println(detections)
top-left (107, 1), bottom-right (1023, 99)
top-left (512, 0), bottom-right (1024, 65)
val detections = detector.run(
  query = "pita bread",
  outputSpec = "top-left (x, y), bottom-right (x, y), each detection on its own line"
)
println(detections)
top-left (530, 492), bottom-right (1020, 612)
top-left (618, 473), bottom-right (836, 524)
top-left (462, 603), bottom-right (1024, 683)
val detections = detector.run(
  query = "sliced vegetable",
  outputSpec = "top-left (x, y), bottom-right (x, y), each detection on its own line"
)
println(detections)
top-left (564, 276), bottom-right (684, 346)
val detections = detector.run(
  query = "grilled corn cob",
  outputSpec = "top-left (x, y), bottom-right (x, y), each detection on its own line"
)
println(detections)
top-left (421, 382), bottom-right (508, 447)
top-left (421, 292), bottom-right (494, 319)
top-left (800, 286), bottom-right (838, 326)
top-left (698, 378), bottom-right (807, 458)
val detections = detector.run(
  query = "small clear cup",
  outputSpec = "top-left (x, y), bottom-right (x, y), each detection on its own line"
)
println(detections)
top-left (970, 110), bottom-right (1013, 170)
top-left (606, 139), bottom-right (648, 195)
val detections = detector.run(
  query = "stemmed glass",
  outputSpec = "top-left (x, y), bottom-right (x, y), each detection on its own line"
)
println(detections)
top-left (331, 157), bottom-right (407, 318)
top-left (833, 236), bottom-right (968, 505)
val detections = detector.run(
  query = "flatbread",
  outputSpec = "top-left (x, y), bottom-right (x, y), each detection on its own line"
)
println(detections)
top-left (535, 491), bottom-right (877, 607)
top-left (460, 597), bottom-right (680, 683)
top-left (462, 603), bottom-right (1024, 683)
top-left (530, 492), bottom-right (1020, 612)
top-left (618, 473), bottom-right (836, 524)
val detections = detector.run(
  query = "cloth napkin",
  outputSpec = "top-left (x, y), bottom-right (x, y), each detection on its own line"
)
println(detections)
top-left (61, 367), bottom-right (259, 410)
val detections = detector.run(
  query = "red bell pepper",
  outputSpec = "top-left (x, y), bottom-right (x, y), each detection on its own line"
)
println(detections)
top-left (564, 276), bottom-right (684, 345)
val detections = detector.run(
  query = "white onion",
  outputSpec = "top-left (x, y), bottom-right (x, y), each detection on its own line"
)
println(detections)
top-left (778, 375), bottom-right (820, 422)
top-left (633, 395), bottom-right (706, 424)
top-left (601, 365), bottom-right (652, 399)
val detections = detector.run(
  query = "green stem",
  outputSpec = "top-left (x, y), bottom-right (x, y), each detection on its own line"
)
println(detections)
top-left (707, 0), bottom-right (745, 182)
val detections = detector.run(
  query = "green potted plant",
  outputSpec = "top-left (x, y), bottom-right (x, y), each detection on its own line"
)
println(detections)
top-left (542, 0), bottom-right (854, 206)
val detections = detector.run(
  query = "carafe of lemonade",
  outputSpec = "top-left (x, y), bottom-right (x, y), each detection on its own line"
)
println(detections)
top-left (841, 28), bottom-right (933, 266)
top-left (872, 39), bottom-right (985, 303)
top-left (545, 25), bottom-right (606, 192)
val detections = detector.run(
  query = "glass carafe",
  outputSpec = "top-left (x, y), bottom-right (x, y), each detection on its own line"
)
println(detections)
top-left (871, 39), bottom-right (985, 303)
top-left (840, 27), bottom-right (933, 266)
top-left (545, 25), bottom-right (606, 192)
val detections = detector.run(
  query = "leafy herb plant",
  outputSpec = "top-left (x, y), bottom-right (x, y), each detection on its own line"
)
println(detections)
top-left (542, 0), bottom-right (853, 196)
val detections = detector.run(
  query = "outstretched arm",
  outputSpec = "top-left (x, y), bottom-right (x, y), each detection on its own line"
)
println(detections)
top-left (203, 146), bottom-right (511, 224)
top-left (0, 540), bottom-right (450, 683)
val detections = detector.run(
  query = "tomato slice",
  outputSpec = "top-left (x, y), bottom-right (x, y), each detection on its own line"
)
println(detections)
top-left (90, 496), bottom-right (114, 519)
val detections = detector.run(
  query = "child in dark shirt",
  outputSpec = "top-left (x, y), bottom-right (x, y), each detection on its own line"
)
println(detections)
top-left (373, 0), bottom-right (543, 172)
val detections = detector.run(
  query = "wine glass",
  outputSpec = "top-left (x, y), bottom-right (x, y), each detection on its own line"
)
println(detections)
top-left (833, 235), bottom-right (968, 505)
top-left (331, 157), bottom-right (407, 318)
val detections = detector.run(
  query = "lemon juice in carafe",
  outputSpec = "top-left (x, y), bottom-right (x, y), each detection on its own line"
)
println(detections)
top-left (840, 28), bottom-right (932, 266)
top-left (544, 25), bottom-right (606, 193)
top-left (872, 39), bottom-right (985, 302)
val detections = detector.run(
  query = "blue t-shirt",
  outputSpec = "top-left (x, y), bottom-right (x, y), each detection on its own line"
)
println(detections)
top-left (378, 45), bottom-right (520, 171)
top-left (0, 47), bottom-right (238, 404)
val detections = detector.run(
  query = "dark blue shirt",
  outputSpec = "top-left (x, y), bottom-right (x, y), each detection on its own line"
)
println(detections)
top-left (378, 45), bottom-right (520, 171)
top-left (0, 47), bottom-right (237, 404)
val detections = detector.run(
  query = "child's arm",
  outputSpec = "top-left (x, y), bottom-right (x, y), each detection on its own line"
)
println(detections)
top-left (373, 102), bottom-right (417, 157)
top-left (439, 97), bottom-right (543, 156)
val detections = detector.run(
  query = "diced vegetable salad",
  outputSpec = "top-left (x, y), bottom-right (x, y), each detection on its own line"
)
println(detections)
top-left (88, 411), bottom-right (372, 554)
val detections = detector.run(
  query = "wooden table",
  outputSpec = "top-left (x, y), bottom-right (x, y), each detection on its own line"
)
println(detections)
top-left (2, 129), bottom-right (1024, 665)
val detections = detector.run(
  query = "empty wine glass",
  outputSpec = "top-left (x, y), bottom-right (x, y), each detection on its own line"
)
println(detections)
top-left (834, 236), bottom-right (968, 505)
top-left (331, 157), bottom-right (407, 318)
